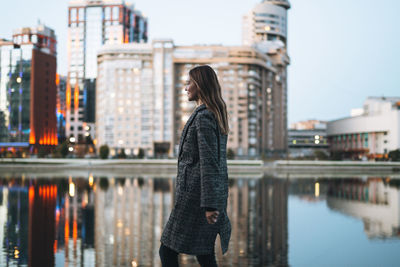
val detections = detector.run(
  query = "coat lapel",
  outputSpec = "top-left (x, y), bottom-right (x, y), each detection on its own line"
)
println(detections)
top-left (178, 104), bottom-right (207, 158)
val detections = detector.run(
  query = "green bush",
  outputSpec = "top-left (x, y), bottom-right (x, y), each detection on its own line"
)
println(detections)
top-left (38, 147), bottom-right (48, 158)
top-left (227, 148), bottom-right (235, 160)
top-left (99, 177), bottom-right (109, 191)
top-left (137, 148), bottom-right (145, 159)
top-left (60, 141), bottom-right (69, 158)
top-left (388, 149), bottom-right (400, 161)
top-left (330, 151), bottom-right (343, 161)
top-left (99, 145), bottom-right (110, 159)
top-left (314, 150), bottom-right (329, 160)
top-left (118, 149), bottom-right (127, 159)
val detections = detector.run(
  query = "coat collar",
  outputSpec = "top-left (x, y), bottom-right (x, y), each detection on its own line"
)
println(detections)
top-left (178, 103), bottom-right (207, 158)
top-left (194, 103), bottom-right (206, 112)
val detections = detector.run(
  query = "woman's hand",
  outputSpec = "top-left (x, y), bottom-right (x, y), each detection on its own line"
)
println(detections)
top-left (205, 210), bottom-right (219, 224)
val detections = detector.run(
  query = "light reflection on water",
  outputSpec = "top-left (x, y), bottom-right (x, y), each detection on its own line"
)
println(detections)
top-left (0, 175), bottom-right (399, 266)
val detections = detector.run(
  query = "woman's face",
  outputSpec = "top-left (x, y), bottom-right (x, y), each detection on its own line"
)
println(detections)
top-left (185, 78), bottom-right (198, 102)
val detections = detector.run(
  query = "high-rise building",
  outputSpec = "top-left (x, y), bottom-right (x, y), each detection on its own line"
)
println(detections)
top-left (243, 0), bottom-right (290, 47)
top-left (94, 1), bottom-right (290, 159)
top-left (56, 74), bottom-right (67, 143)
top-left (96, 41), bottom-right (283, 158)
top-left (242, 0), bottom-right (291, 157)
top-left (174, 45), bottom-right (278, 158)
top-left (66, 0), bottom-right (148, 144)
top-left (0, 24), bottom-right (58, 154)
top-left (96, 40), bottom-right (173, 157)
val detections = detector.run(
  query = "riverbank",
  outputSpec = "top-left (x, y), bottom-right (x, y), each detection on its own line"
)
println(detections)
top-left (0, 158), bottom-right (263, 177)
top-left (272, 160), bottom-right (400, 172)
top-left (1, 158), bottom-right (400, 176)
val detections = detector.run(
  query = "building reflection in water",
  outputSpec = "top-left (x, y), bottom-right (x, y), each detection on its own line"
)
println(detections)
top-left (163, 177), bottom-right (289, 267)
top-left (327, 177), bottom-right (400, 238)
top-left (4, 175), bottom-right (398, 266)
top-left (218, 178), bottom-right (289, 266)
top-left (93, 176), bottom-right (175, 267)
top-left (0, 179), bottom-right (29, 266)
top-left (58, 176), bottom-right (96, 266)
top-left (28, 183), bottom-right (57, 266)
top-left (0, 175), bottom-right (290, 266)
top-left (287, 176), bottom-right (400, 239)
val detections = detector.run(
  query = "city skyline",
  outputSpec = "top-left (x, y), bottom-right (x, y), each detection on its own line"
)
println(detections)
top-left (0, 0), bottom-right (399, 125)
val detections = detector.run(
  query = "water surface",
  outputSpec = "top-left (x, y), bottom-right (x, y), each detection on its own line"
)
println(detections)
top-left (0, 174), bottom-right (399, 266)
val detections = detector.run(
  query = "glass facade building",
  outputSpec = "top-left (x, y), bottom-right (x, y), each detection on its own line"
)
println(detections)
top-left (0, 25), bottom-right (58, 154)
top-left (66, 0), bottom-right (148, 144)
top-left (0, 41), bottom-right (32, 144)
top-left (56, 74), bottom-right (67, 143)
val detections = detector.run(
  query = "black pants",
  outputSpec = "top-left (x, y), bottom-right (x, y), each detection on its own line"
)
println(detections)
top-left (159, 243), bottom-right (218, 267)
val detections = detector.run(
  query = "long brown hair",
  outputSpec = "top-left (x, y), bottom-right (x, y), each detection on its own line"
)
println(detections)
top-left (189, 65), bottom-right (230, 135)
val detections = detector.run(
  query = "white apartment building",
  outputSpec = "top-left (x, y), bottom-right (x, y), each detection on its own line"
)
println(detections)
top-left (96, 40), bottom-right (173, 157)
top-left (327, 97), bottom-right (400, 159)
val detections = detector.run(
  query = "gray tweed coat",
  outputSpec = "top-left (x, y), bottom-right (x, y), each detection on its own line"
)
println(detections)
top-left (160, 103), bottom-right (231, 255)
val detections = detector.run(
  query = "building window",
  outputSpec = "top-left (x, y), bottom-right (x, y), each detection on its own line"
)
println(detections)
top-left (78, 8), bottom-right (84, 21)
top-left (70, 8), bottom-right (77, 22)
top-left (255, 13), bottom-right (279, 19)
top-left (112, 6), bottom-right (119, 20)
top-left (105, 7), bottom-right (111, 20)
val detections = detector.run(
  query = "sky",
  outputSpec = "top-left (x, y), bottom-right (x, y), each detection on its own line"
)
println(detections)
top-left (0, 0), bottom-right (399, 125)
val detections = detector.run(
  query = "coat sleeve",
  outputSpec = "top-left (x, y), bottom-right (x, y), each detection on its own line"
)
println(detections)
top-left (195, 111), bottom-right (223, 210)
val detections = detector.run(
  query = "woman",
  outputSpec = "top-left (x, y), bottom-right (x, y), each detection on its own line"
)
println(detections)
top-left (159, 65), bottom-right (231, 267)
